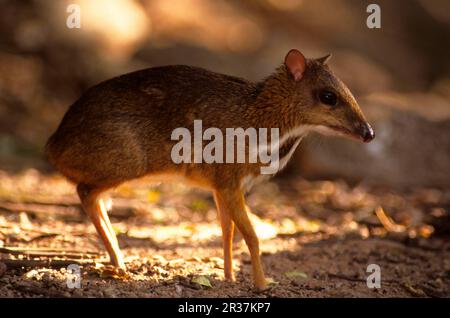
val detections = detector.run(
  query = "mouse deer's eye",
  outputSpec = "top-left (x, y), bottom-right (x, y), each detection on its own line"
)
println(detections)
top-left (319, 90), bottom-right (338, 106)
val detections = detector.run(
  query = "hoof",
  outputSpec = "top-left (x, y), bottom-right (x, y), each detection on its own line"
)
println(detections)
top-left (254, 282), bottom-right (268, 292)
top-left (100, 265), bottom-right (129, 279)
top-left (224, 275), bottom-right (236, 282)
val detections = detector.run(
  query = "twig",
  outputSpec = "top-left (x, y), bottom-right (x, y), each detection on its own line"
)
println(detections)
top-left (27, 233), bottom-right (61, 242)
top-left (0, 201), bottom-right (82, 218)
top-left (0, 199), bottom-right (137, 219)
top-left (0, 246), bottom-right (101, 255)
top-left (375, 206), bottom-right (406, 233)
top-left (0, 225), bottom-right (91, 238)
top-left (0, 197), bottom-right (79, 207)
top-left (1, 258), bottom-right (99, 269)
top-left (0, 246), bottom-right (102, 259)
top-left (0, 224), bottom-right (62, 236)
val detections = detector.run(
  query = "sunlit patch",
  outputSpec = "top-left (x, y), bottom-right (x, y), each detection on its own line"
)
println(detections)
top-left (62, 0), bottom-right (151, 59)
top-left (144, 0), bottom-right (264, 53)
top-left (248, 213), bottom-right (278, 240)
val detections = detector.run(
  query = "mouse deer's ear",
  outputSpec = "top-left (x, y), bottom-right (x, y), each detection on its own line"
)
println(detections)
top-left (285, 49), bottom-right (306, 81)
top-left (316, 53), bottom-right (332, 65)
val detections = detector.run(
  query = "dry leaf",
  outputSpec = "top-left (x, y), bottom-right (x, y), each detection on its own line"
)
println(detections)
top-left (285, 271), bottom-right (308, 279)
top-left (265, 277), bottom-right (279, 285)
top-left (191, 275), bottom-right (212, 288)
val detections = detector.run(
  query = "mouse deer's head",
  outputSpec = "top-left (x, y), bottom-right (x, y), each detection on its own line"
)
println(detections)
top-left (284, 49), bottom-right (374, 143)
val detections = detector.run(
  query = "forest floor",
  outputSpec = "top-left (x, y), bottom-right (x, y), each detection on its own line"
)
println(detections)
top-left (0, 168), bottom-right (449, 298)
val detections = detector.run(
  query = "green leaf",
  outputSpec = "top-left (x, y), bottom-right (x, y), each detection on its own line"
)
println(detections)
top-left (191, 275), bottom-right (213, 288)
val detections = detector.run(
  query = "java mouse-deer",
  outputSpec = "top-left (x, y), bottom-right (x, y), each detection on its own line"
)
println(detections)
top-left (45, 49), bottom-right (374, 291)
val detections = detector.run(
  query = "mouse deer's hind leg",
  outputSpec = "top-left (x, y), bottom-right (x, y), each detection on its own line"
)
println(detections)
top-left (213, 191), bottom-right (235, 282)
top-left (97, 196), bottom-right (119, 247)
top-left (77, 184), bottom-right (125, 269)
top-left (214, 188), bottom-right (267, 291)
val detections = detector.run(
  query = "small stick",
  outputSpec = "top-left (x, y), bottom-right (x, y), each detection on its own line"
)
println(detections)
top-left (0, 197), bottom-right (79, 207)
top-left (0, 246), bottom-right (102, 259)
top-left (0, 201), bottom-right (81, 216)
top-left (0, 246), bottom-right (101, 255)
top-left (1, 258), bottom-right (99, 269)
top-left (0, 224), bottom-right (62, 235)
top-left (375, 206), bottom-right (406, 233)
top-left (0, 199), bottom-right (136, 218)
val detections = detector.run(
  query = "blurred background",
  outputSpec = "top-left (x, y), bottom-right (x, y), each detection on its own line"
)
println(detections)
top-left (0, 0), bottom-right (449, 188)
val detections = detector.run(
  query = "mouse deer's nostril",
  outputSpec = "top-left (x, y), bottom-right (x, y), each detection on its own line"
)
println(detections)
top-left (362, 123), bottom-right (375, 142)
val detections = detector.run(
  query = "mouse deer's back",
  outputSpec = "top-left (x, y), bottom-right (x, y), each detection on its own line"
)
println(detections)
top-left (44, 65), bottom-right (259, 188)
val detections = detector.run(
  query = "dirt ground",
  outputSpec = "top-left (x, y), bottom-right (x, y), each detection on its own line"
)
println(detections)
top-left (0, 169), bottom-right (449, 298)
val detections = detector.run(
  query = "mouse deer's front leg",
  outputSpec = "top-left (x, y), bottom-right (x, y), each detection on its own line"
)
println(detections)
top-left (213, 188), bottom-right (267, 291)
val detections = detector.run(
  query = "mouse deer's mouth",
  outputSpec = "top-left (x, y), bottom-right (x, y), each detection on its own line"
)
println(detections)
top-left (314, 125), bottom-right (368, 142)
top-left (329, 125), bottom-right (362, 141)
top-left (329, 123), bottom-right (375, 143)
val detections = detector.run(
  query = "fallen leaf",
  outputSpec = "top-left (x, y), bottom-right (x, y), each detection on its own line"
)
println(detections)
top-left (266, 277), bottom-right (279, 285)
top-left (191, 275), bottom-right (212, 288)
top-left (285, 271), bottom-right (308, 279)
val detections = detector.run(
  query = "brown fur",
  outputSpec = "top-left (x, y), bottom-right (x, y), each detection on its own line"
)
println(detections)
top-left (45, 51), bottom-right (373, 290)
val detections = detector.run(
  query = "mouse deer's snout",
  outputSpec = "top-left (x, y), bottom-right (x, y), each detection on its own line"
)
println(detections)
top-left (346, 104), bottom-right (375, 143)
top-left (333, 81), bottom-right (375, 143)
top-left (357, 121), bottom-right (375, 143)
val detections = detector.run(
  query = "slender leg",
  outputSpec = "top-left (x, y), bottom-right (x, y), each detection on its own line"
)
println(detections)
top-left (213, 191), bottom-right (235, 281)
top-left (214, 188), bottom-right (267, 290)
top-left (98, 197), bottom-right (119, 247)
top-left (77, 184), bottom-right (125, 269)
